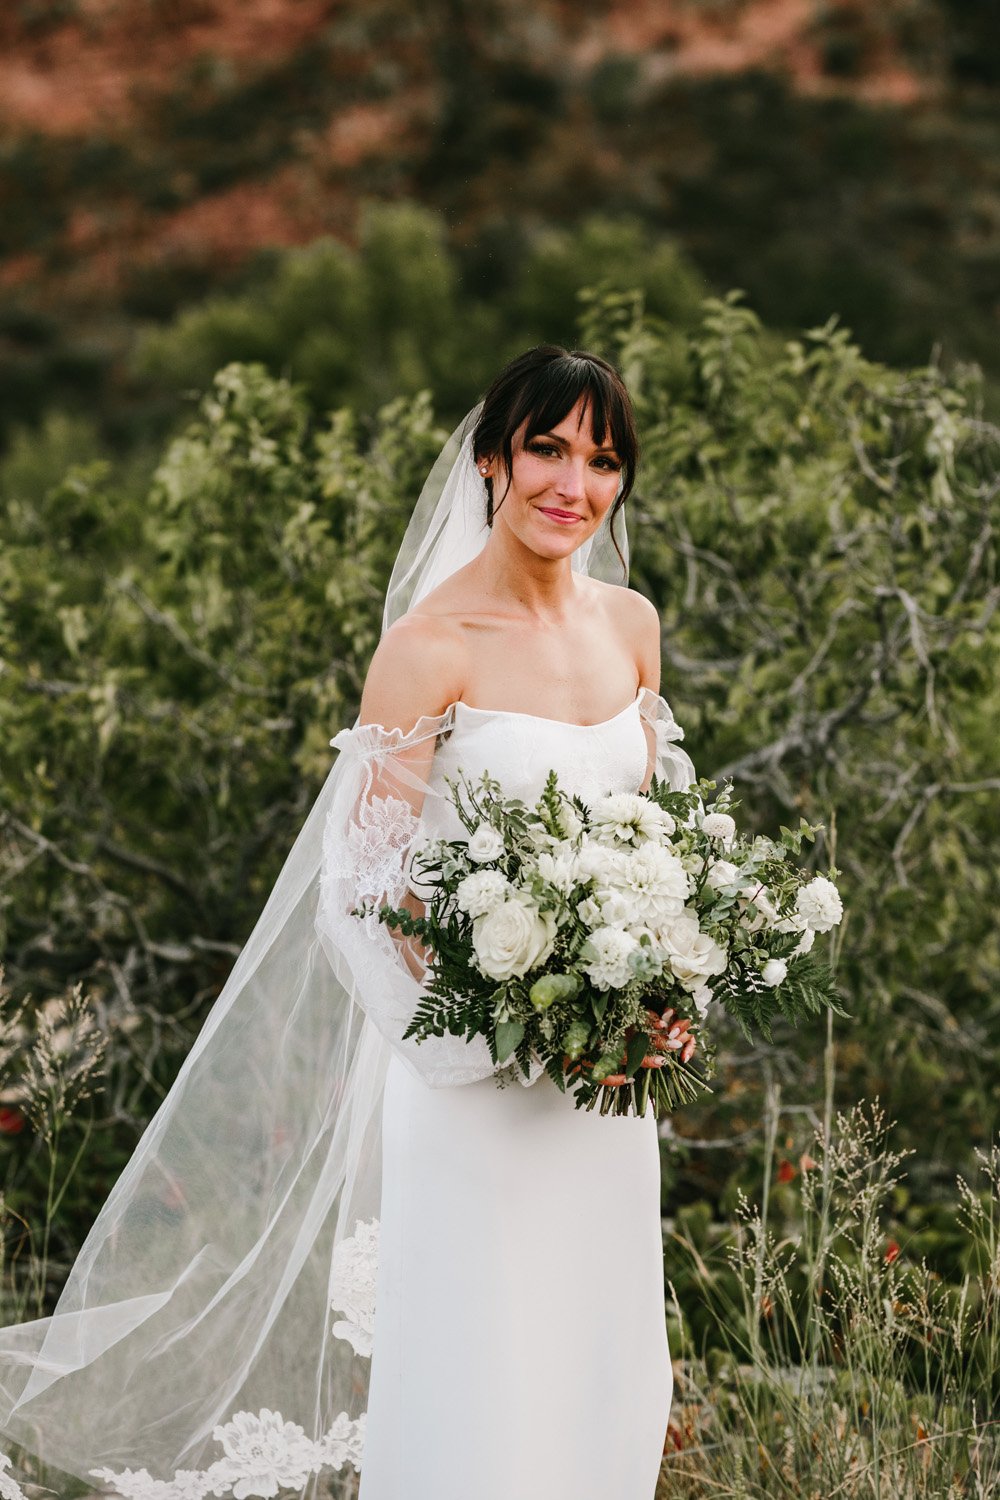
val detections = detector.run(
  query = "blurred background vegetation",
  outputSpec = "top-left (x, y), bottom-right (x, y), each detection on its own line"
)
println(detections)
top-left (1, 1), bottom-right (999, 1493)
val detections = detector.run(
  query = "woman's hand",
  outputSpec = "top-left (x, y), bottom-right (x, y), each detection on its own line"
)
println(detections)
top-left (581, 1007), bottom-right (698, 1088)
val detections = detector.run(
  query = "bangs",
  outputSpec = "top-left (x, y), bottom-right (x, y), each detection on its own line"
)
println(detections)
top-left (516, 358), bottom-right (635, 468)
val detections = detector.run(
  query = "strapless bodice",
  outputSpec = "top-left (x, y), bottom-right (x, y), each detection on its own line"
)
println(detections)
top-left (418, 690), bottom-right (649, 844)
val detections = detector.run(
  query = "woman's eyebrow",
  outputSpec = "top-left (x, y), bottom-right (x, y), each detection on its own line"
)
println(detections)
top-left (534, 431), bottom-right (620, 454)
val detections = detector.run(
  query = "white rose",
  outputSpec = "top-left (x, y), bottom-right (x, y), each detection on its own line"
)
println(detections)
top-left (701, 812), bottom-right (736, 848)
top-left (472, 895), bottom-right (557, 980)
top-left (456, 869), bottom-right (512, 918)
top-left (660, 910), bottom-right (728, 990)
top-left (740, 884), bottom-right (780, 933)
top-left (705, 859), bottom-right (741, 891)
top-left (467, 822), bottom-right (506, 864)
top-left (794, 876), bottom-right (844, 933)
top-left (581, 926), bottom-right (640, 990)
top-left (761, 957), bottom-right (787, 987)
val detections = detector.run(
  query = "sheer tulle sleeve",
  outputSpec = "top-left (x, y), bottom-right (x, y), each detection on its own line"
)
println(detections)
top-left (314, 709), bottom-right (505, 1089)
top-left (637, 686), bottom-right (698, 793)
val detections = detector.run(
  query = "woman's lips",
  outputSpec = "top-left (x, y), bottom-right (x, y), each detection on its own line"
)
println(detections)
top-left (538, 507), bottom-right (582, 524)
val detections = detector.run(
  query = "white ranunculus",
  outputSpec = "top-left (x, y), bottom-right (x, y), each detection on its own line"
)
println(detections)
top-left (455, 868), bottom-right (512, 919)
top-left (705, 858), bottom-right (741, 891)
top-left (761, 957), bottom-right (788, 987)
top-left (660, 909), bottom-right (728, 990)
top-left (580, 925), bottom-right (640, 990)
top-left (467, 822), bottom-right (506, 864)
top-left (794, 876), bottom-right (844, 932)
top-left (472, 895), bottom-right (557, 981)
top-left (701, 811), bottom-right (736, 848)
top-left (590, 792), bottom-right (675, 846)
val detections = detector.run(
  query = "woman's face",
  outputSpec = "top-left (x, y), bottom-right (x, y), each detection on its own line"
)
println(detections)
top-left (481, 396), bottom-right (623, 564)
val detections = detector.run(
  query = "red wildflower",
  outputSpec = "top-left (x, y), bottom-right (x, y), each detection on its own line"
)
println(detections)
top-left (777, 1158), bottom-right (796, 1184)
top-left (0, 1106), bottom-right (25, 1135)
top-left (884, 1239), bottom-right (901, 1264)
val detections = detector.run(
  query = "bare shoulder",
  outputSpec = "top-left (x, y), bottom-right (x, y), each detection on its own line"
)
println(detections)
top-left (586, 578), bottom-right (661, 681)
top-left (359, 612), bottom-right (470, 733)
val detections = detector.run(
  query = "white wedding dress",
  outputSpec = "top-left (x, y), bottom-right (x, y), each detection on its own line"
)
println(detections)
top-left (357, 689), bottom-right (677, 1500)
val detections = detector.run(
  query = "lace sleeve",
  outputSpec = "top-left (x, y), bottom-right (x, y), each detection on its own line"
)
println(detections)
top-left (314, 710), bottom-right (503, 1089)
top-left (637, 686), bottom-right (698, 793)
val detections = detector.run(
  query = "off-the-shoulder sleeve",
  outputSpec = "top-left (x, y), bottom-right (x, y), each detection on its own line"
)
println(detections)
top-left (314, 710), bottom-right (507, 1088)
top-left (637, 687), bottom-right (698, 793)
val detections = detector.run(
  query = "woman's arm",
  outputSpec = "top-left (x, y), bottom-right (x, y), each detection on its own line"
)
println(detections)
top-left (620, 588), bottom-right (663, 794)
top-left (357, 613), bottom-right (469, 977)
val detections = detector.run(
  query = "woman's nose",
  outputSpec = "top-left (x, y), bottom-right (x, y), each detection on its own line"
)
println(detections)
top-left (554, 460), bottom-right (587, 502)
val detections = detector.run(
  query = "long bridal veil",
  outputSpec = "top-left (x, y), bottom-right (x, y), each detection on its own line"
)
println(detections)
top-left (0, 399), bottom-right (659, 1499)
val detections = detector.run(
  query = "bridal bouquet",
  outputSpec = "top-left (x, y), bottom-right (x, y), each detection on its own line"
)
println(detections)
top-left (351, 769), bottom-right (846, 1118)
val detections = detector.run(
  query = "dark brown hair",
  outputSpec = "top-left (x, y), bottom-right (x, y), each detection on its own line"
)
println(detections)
top-left (472, 344), bottom-right (638, 580)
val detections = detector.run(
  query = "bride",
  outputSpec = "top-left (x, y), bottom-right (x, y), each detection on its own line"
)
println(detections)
top-left (0, 345), bottom-right (696, 1500)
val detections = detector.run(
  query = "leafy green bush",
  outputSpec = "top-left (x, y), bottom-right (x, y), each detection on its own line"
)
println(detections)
top-left (2, 284), bottom-right (997, 1301)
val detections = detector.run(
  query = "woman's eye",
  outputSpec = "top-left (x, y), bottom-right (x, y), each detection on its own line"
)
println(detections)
top-left (528, 442), bottom-right (620, 470)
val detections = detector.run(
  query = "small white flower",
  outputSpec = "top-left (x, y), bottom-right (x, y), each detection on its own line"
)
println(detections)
top-left (761, 958), bottom-right (788, 987)
top-left (532, 849), bottom-right (578, 894)
top-left (581, 926), bottom-right (640, 990)
top-left (467, 822), bottom-right (506, 863)
top-left (557, 802), bottom-right (585, 840)
top-left (705, 858), bottom-right (741, 891)
top-left (595, 889), bottom-right (645, 929)
top-left (472, 895), bottom-right (557, 980)
top-left (793, 925), bottom-right (816, 956)
top-left (701, 812), bottom-right (736, 848)
top-left (455, 868), bottom-right (511, 918)
top-left (689, 982), bottom-right (714, 1017)
top-left (794, 875), bottom-right (844, 932)
top-left (576, 894), bottom-right (604, 928)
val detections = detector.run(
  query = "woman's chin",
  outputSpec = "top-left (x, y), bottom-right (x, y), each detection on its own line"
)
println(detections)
top-left (528, 521), bottom-right (592, 560)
